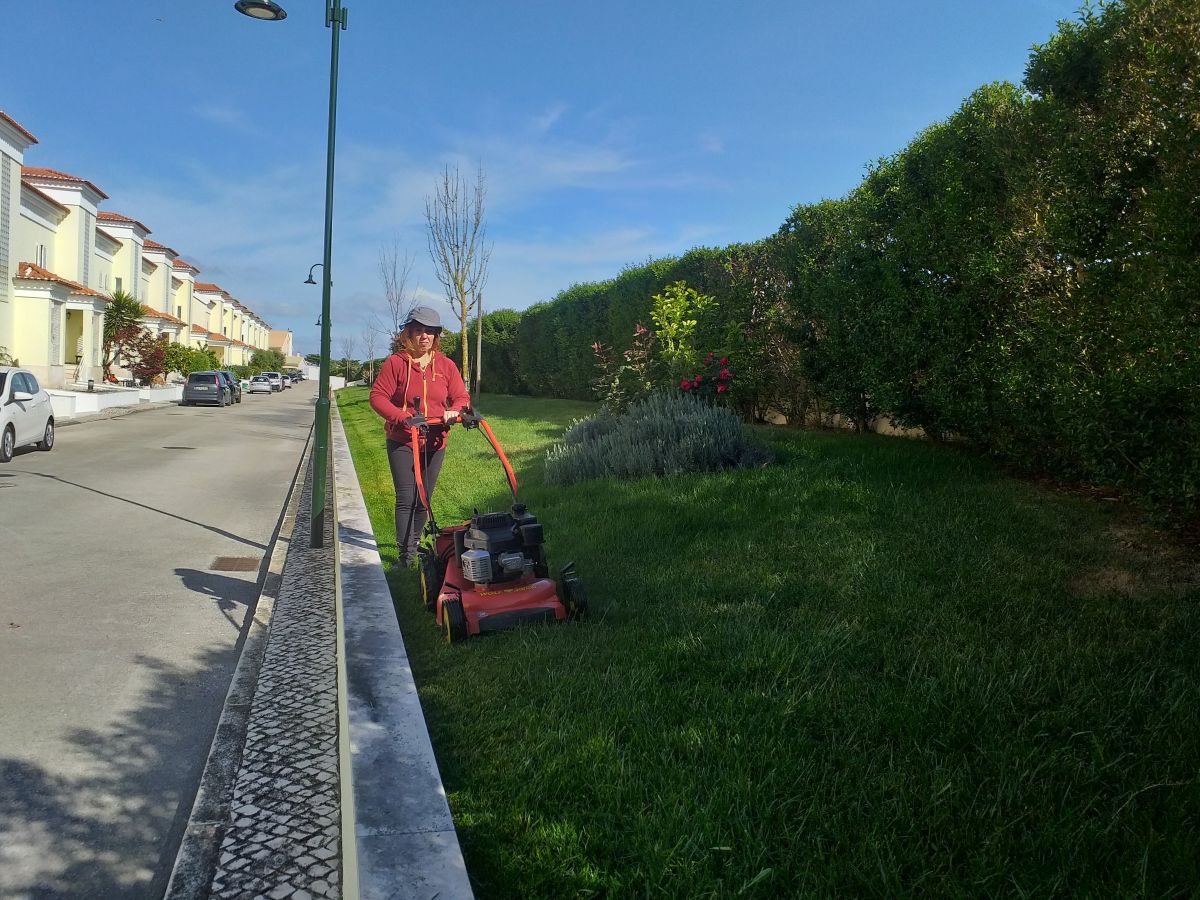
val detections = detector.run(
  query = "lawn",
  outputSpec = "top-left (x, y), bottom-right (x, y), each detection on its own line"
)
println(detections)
top-left (336, 388), bottom-right (1199, 898)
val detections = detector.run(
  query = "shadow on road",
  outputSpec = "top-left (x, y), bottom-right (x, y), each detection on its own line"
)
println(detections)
top-left (0, 646), bottom-right (239, 899)
top-left (16, 472), bottom-right (266, 551)
top-left (174, 567), bottom-right (261, 631)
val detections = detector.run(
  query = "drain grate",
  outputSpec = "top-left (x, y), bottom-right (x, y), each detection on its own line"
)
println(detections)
top-left (210, 556), bottom-right (261, 572)
top-left (162, 446), bottom-right (197, 450)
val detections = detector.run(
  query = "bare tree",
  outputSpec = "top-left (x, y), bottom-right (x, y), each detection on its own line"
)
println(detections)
top-left (377, 240), bottom-right (416, 338)
top-left (425, 164), bottom-right (491, 377)
top-left (361, 321), bottom-right (379, 383)
top-left (339, 335), bottom-right (357, 380)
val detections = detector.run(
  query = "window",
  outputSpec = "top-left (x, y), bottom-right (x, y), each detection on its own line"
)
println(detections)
top-left (22, 372), bottom-right (40, 393)
top-left (35, 244), bottom-right (47, 267)
top-left (177, 305), bottom-right (183, 319)
top-left (114, 276), bottom-right (123, 293)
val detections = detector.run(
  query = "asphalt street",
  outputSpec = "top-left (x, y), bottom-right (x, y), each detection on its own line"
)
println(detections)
top-left (0, 382), bottom-right (317, 899)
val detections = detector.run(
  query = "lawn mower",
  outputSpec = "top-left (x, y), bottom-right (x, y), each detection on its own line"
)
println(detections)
top-left (407, 406), bottom-right (586, 643)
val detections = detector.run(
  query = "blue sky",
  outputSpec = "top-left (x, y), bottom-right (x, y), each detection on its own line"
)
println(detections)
top-left (8, 0), bottom-right (1082, 356)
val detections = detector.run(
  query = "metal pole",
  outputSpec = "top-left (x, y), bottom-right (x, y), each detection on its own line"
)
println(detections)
top-left (473, 291), bottom-right (483, 395)
top-left (312, 0), bottom-right (346, 548)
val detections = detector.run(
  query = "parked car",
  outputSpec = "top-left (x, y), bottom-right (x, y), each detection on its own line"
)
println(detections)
top-left (218, 371), bottom-right (242, 403)
top-left (248, 374), bottom-right (273, 394)
top-left (182, 371), bottom-right (231, 407)
top-left (263, 372), bottom-right (284, 392)
top-left (0, 366), bottom-right (54, 462)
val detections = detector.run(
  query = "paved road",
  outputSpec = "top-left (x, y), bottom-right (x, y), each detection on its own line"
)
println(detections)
top-left (0, 383), bottom-right (316, 899)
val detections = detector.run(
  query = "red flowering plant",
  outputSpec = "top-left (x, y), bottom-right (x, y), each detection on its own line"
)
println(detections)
top-left (590, 323), bottom-right (657, 413)
top-left (680, 351), bottom-right (734, 404)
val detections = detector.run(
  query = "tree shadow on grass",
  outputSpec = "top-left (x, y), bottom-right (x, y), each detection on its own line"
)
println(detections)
top-left (0, 646), bottom-right (240, 899)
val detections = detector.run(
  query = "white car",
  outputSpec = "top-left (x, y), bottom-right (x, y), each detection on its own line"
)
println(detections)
top-left (1, 366), bottom-right (54, 462)
top-left (263, 372), bottom-right (284, 392)
top-left (248, 375), bottom-right (273, 394)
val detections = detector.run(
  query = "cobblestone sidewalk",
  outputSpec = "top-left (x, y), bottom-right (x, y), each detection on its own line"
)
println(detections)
top-left (210, 455), bottom-right (341, 899)
top-left (167, 451), bottom-right (345, 900)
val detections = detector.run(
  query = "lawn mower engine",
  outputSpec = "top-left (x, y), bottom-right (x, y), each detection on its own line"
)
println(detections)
top-left (455, 504), bottom-right (548, 585)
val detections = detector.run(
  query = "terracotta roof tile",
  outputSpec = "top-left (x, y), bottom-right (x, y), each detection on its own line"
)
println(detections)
top-left (172, 259), bottom-right (200, 273)
top-left (190, 324), bottom-right (229, 343)
top-left (96, 210), bottom-right (152, 233)
top-left (1, 111), bottom-right (38, 144)
top-left (15, 261), bottom-right (110, 300)
top-left (141, 304), bottom-right (186, 326)
top-left (143, 238), bottom-right (179, 257)
top-left (21, 166), bottom-right (109, 200)
top-left (193, 282), bottom-right (225, 294)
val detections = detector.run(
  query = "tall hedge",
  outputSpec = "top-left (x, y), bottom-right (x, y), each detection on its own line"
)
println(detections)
top-left (502, 0), bottom-right (1197, 513)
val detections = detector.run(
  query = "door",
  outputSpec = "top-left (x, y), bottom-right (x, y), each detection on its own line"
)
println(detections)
top-left (22, 373), bottom-right (51, 442)
top-left (11, 373), bottom-right (36, 445)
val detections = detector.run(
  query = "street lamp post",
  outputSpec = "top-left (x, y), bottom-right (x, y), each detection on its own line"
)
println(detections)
top-left (236, 0), bottom-right (347, 548)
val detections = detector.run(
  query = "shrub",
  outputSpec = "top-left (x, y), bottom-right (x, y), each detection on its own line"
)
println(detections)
top-left (680, 351), bottom-right (735, 404)
top-left (544, 391), bottom-right (773, 485)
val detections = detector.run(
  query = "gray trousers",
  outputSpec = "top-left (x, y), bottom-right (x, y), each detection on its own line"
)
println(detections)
top-left (386, 440), bottom-right (445, 565)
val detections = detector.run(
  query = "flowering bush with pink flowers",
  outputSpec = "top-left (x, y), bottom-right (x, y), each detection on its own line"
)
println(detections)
top-left (590, 323), bottom-right (656, 413)
top-left (679, 351), bottom-right (735, 405)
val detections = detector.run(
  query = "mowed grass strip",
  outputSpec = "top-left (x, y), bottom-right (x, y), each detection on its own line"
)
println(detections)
top-left (337, 388), bottom-right (1200, 899)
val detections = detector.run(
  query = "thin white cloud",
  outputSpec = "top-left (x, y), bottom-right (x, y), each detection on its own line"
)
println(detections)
top-left (193, 103), bottom-right (260, 135)
top-left (532, 103), bottom-right (568, 134)
top-left (700, 130), bottom-right (724, 154)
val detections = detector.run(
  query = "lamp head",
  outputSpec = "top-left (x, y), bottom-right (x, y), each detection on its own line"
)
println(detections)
top-left (234, 0), bottom-right (287, 21)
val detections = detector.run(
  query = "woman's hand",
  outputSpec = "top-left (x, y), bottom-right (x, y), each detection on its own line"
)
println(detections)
top-left (443, 409), bottom-right (461, 425)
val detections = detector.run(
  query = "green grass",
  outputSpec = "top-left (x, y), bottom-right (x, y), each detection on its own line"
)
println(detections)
top-left (337, 388), bottom-right (1200, 899)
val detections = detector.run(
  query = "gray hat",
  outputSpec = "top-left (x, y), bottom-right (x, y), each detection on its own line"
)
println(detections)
top-left (405, 306), bottom-right (442, 329)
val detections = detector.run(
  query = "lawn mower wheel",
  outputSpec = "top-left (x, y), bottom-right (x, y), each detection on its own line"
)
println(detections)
top-left (443, 597), bottom-right (468, 644)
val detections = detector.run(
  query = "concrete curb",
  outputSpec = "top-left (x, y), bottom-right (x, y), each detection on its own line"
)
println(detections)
top-left (332, 405), bottom-right (474, 900)
top-left (58, 399), bottom-right (180, 427)
top-left (162, 421), bottom-right (313, 899)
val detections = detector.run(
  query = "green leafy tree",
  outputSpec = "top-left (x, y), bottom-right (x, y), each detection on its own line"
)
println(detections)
top-left (101, 290), bottom-right (144, 378)
top-left (250, 349), bottom-right (286, 372)
top-left (650, 281), bottom-right (714, 383)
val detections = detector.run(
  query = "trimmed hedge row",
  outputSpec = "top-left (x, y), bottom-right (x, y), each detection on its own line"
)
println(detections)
top-left (487, 0), bottom-right (1200, 513)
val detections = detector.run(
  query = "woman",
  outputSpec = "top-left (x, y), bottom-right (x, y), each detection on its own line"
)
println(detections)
top-left (369, 306), bottom-right (470, 566)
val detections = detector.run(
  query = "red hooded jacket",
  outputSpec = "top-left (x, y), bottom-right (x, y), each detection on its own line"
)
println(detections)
top-left (370, 351), bottom-right (471, 450)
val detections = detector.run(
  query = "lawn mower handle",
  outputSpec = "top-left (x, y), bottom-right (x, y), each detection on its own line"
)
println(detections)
top-left (406, 409), bottom-right (519, 517)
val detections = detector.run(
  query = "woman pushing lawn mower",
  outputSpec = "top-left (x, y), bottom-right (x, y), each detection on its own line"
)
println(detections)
top-left (370, 306), bottom-right (468, 569)
top-left (369, 305), bottom-right (586, 642)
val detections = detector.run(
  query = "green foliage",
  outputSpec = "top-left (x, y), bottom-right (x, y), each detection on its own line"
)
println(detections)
top-left (250, 348), bottom-right (286, 372)
top-left (545, 392), bottom-right (772, 485)
top-left (101, 290), bottom-right (145, 376)
top-left (589, 323), bottom-right (657, 414)
top-left (164, 344), bottom-right (221, 376)
top-left (446, 0), bottom-right (1200, 515)
top-left (0, 346), bottom-right (15, 366)
top-left (650, 281), bottom-right (713, 381)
